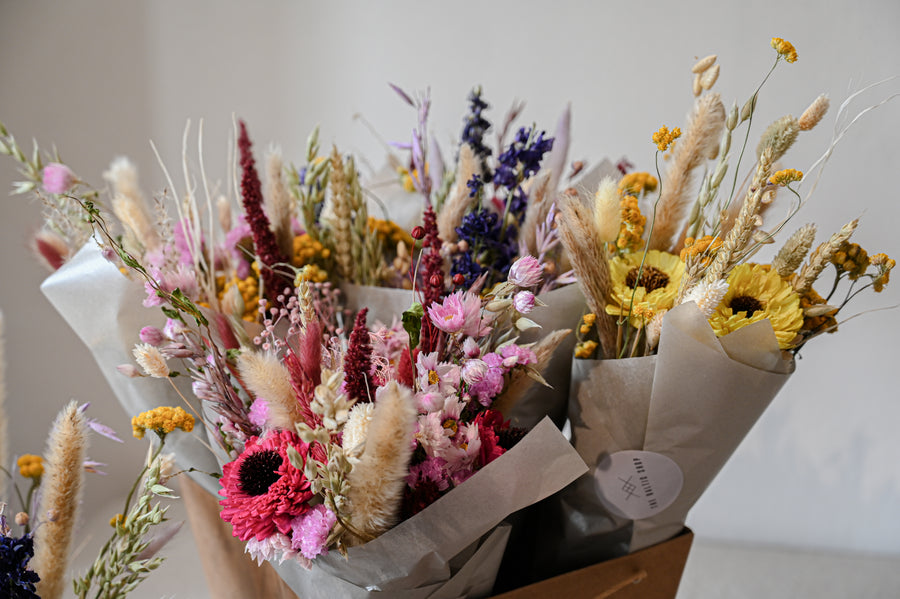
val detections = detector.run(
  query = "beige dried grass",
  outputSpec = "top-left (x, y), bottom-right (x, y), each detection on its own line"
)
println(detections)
top-left (346, 381), bottom-right (416, 543)
top-left (264, 150), bottom-right (295, 258)
top-left (237, 351), bottom-right (299, 429)
top-left (650, 93), bottom-right (726, 252)
top-left (492, 328), bottom-right (571, 416)
top-left (34, 401), bottom-right (89, 599)
top-left (557, 192), bottom-right (617, 357)
top-left (438, 143), bottom-right (479, 243)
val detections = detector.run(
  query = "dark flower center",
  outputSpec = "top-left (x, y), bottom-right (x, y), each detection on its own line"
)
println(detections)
top-left (730, 295), bottom-right (764, 316)
top-left (238, 449), bottom-right (283, 496)
top-left (625, 266), bottom-right (670, 292)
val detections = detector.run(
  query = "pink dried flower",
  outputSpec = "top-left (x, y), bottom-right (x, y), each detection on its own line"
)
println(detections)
top-left (116, 364), bottom-right (141, 378)
top-left (290, 504), bottom-right (336, 560)
top-left (248, 398), bottom-right (270, 428)
top-left (42, 162), bottom-right (76, 194)
top-left (513, 290), bottom-right (536, 314)
top-left (462, 337), bottom-right (481, 358)
top-left (461, 359), bottom-right (488, 385)
top-left (508, 255), bottom-right (543, 288)
top-left (139, 326), bottom-right (166, 346)
top-left (427, 293), bottom-right (467, 333)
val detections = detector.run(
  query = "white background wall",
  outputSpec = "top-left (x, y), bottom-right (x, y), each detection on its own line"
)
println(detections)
top-left (1, 0), bottom-right (898, 573)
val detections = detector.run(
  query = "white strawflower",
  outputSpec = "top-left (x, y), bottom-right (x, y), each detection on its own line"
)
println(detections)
top-left (683, 278), bottom-right (730, 318)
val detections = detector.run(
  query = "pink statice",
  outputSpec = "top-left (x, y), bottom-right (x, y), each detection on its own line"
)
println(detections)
top-left (248, 398), bottom-right (270, 428)
top-left (508, 255), bottom-right (543, 288)
top-left (173, 219), bottom-right (204, 265)
top-left (513, 290), bottom-right (536, 314)
top-left (499, 344), bottom-right (537, 368)
top-left (42, 162), bottom-right (76, 194)
top-left (467, 352), bottom-right (507, 405)
top-left (291, 504), bottom-right (337, 560)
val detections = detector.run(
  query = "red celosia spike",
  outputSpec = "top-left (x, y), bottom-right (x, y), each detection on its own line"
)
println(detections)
top-left (419, 206), bottom-right (446, 353)
top-left (397, 346), bottom-right (415, 389)
top-left (238, 120), bottom-right (292, 309)
top-left (343, 308), bottom-right (375, 403)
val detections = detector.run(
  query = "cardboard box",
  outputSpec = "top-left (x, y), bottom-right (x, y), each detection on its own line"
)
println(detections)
top-left (490, 529), bottom-right (693, 599)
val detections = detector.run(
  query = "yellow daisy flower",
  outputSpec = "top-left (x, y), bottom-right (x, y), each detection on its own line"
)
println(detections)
top-left (606, 250), bottom-right (685, 328)
top-left (708, 263), bottom-right (804, 348)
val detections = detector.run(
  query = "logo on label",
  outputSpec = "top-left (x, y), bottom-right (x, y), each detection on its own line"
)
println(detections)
top-left (593, 450), bottom-right (683, 520)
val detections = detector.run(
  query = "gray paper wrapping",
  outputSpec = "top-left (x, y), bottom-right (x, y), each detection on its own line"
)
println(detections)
top-left (272, 417), bottom-right (587, 598)
top-left (340, 283), bottom-right (585, 429)
top-left (40, 242), bottom-right (222, 495)
top-left (540, 302), bottom-right (793, 574)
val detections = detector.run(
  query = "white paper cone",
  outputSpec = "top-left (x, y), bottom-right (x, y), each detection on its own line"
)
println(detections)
top-left (40, 241), bottom-right (222, 495)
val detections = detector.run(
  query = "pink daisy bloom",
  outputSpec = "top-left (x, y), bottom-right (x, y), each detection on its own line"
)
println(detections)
top-left (416, 352), bottom-right (460, 395)
top-left (219, 430), bottom-right (314, 542)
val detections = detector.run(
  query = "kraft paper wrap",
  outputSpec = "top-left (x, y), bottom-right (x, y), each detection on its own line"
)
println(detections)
top-left (340, 283), bottom-right (584, 429)
top-left (537, 301), bottom-right (794, 575)
top-left (40, 241), bottom-right (222, 495)
top-left (259, 418), bottom-right (587, 598)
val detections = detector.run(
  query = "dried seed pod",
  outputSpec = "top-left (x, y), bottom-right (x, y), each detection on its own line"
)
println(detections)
top-left (692, 54), bottom-right (717, 73)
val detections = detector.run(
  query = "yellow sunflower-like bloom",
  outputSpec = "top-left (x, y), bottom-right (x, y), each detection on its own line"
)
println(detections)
top-left (132, 406), bottom-right (195, 440)
top-left (606, 250), bottom-right (685, 328)
top-left (17, 454), bottom-right (43, 479)
top-left (708, 263), bottom-right (804, 349)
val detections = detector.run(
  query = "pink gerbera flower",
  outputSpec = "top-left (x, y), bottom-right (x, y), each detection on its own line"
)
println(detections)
top-left (219, 430), bottom-right (314, 542)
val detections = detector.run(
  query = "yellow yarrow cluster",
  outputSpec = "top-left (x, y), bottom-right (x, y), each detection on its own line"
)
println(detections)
top-left (17, 454), bottom-right (43, 479)
top-left (218, 274), bottom-right (260, 322)
top-left (294, 263), bottom-right (329, 284)
top-left (579, 313), bottom-right (597, 335)
top-left (617, 195), bottom-right (646, 252)
top-left (769, 168), bottom-right (804, 186)
top-left (831, 242), bottom-right (869, 280)
top-left (680, 235), bottom-right (724, 265)
top-left (618, 172), bottom-right (658, 196)
top-left (367, 216), bottom-right (414, 250)
top-left (871, 253), bottom-right (895, 292)
top-left (293, 233), bottom-right (332, 266)
top-left (799, 286), bottom-right (838, 335)
top-left (132, 406), bottom-right (195, 440)
top-left (652, 126), bottom-right (681, 152)
top-left (110, 513), bottom-right (125, 528)
top-left (771, 37), bottom-right (798, 63)
top-left (574, 340), bottom-right (598, 359)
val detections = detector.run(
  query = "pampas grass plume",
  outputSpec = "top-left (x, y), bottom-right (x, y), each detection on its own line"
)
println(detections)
top-left (237, 350), bottom-right (299, 429)
top-left (34, 400), bottom-right (89, 599)
top-left (438, 143), bottom-right (478, 243)
top-left (347, 381), bottom-right (416, 542)
top-left (264, 149), bottom-right (295, 258)
top-left (105, 157), bottom-right (160, 252)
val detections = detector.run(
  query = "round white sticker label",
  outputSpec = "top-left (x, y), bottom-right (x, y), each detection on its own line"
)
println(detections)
top-left (593, 450), bottom-right (683, 520)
